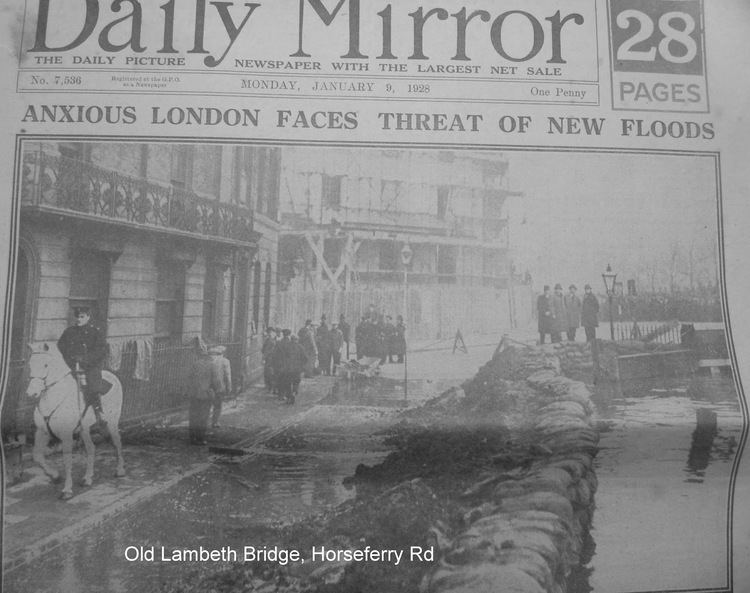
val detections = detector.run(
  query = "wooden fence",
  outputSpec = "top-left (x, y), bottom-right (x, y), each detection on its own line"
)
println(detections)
top-left (273, 284), bottom-right (534, 340)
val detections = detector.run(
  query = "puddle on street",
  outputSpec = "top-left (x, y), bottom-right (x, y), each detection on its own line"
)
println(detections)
top-left (581, 375), bottom-right (744, 593)
top-left (3, 441), bottom-right (389, 593)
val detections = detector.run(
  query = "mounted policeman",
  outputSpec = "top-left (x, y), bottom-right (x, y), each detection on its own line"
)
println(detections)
top-left (56, 305), bottom-right (110, 431)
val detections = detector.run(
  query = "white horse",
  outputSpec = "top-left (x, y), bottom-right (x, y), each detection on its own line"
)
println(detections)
top-left (25, 343), bottom-right (126, 499)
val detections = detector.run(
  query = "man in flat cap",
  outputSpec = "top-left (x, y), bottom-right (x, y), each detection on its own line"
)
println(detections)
top-left (58, 305), bottom-right (110, 430)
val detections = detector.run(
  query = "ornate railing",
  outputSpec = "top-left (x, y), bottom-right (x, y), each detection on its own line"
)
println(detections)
top-left (21, 150), bottom-right (259, 246)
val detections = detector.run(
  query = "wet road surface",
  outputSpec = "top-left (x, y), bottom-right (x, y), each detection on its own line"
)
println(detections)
top-left (3, 435), bottom-right (390, 593)
top-left (587, 375), bottom-right (744, 593)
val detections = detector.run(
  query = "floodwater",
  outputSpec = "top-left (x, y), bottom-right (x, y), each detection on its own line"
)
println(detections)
top-left (584, 374), bottom-right (745, 593)
top-left (3, 436), bottom-right (389, 593)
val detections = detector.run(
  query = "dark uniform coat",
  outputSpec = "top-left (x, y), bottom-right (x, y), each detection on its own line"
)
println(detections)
top-left (537, 294), bottom-right (553, 333)
top-left (550, 294), bottom-right (566, 333)
top-left (57, 323), bottom-right (108, 393)
top-left (564, 294), bottom-right (582, 329)
top-left (582, 294), bottom-right (600, 328)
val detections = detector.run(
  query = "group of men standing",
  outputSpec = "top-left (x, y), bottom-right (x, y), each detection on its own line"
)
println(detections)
top-left (261, 314), bottom-right (352, 405)
top-left (354, 314), bottom-right (406, 364)
top-left (537, 283), bottom-right (600, 344)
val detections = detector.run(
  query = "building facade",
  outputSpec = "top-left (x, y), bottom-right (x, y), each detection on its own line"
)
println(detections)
top-left (5, 140), bottom-right (280, 435)
top-left (277, 148), bottom-right (518, 291)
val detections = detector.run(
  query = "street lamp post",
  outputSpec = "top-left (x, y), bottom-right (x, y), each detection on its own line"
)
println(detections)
top-left (602, 263), bottom-right (617, 341)
top-left (400, 242), bottom-right (413, 401)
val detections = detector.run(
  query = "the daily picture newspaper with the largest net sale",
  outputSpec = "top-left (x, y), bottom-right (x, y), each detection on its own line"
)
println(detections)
top-left (0, 1), bottom-right (749, 592)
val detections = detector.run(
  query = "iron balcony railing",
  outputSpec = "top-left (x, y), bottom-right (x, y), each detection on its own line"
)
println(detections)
top-left (21, 149), bottom-right (260, 247)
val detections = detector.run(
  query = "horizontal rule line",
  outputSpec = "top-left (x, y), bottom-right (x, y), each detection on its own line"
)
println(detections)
top-left (18, 67), bottom-right (599, 85)
top-left (15, 89), bottom-right (599, 106)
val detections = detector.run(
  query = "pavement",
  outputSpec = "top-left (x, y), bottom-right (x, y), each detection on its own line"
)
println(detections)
top-left (2, 374), bottom-right (338, 573)
top-left (2, 331), bottom-right (516, 574)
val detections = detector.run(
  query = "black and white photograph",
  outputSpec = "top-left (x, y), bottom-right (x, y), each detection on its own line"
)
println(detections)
top-left (2, 0), bottom-right (750, 592)
top-left (0, 139), bottom-right (744, 593)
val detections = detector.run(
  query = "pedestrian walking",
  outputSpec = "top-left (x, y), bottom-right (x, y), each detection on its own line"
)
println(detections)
top-left (564, 284), bottom-right (582, 342)
top-left (188, 339), bottom-right (214, 445)
top-left (316, 316), bottom-right (332, 375)
top-left (209, 344), bottom-right (232, 428)
top-left (272, 329), bottom-right (307, 404)
top-left (290, 334), bottom-right (303, 398)
top-left (330, 323), bottom-right (344, 375)
top-left (582, 284), bottom-right (600, 342)
top-left (262, 327), bottom-right (278, 394)
top-left (537, 285), bottom-right (553, 344)
top-left (298, 320), bottom-right (318, 377)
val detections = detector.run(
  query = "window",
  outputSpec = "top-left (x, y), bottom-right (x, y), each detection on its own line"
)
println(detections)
top-left (208, 145), bottom-right (222, 196)
top-left (202, 267), bottom-right (219, 340)
top-left (69, 250), bottom-right (110, 329)
top-left (155, 261), bottom-right (184, 342)
top-left (380, 180), bottom-right (401, 210)
top-left (242, 147), bottom-right (281, 219)
top-left (437, 186), bottom-right (450, 220)
top-left (379, 242), bottom-right (398, 271)
top-left (170, 145), bottom-right (193, 189)
top-left (232, 147), bottom-right (243, 204)
top-left (322, 174), bottom-right (343, 209)
top-left (59, 142), bottom-right (91, 162)
top-left (437, 245), bottom-right (457, 284)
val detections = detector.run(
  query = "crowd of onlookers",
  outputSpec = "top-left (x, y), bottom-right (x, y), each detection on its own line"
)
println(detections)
top-left (537, 283), bottom-right (600, 344)
top-left (260, 311), bottom-right (407, 405)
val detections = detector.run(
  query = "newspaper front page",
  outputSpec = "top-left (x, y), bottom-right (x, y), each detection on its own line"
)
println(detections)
top-left (0, 1), bottom-right (748, 592)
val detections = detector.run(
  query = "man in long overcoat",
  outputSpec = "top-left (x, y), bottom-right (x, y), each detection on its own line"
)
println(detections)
top-left (298, 320), bottom-right (318, 377)
top-left (550, 284), bottom-right (566, 343)
top-left (564, 284), bottom-right (583, 342)
top-left (330, 323), bottom-right (344, 375)
top-left (581, 284), bottom-right (600, 342)
top-left (188, 341), bottom-right (214, 445)
top-left (261, 328), bottom-right (278, 393)
top-left (272, 329), bottom-right (307, 404)
top-left (316, 316), bottom-right (332, 375)
top-left (537, 286), bottom-right (553, 344)
top-left (209, 344), bottom-right (232, 428)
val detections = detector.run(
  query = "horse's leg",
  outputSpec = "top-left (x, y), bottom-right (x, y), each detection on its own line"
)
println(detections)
top-left (109, 424), bottom-right (126, 477)
top-left (32, 425), bottom-right (60, 483)
top-left (80, 426), bottom-right (95, 487)
top-left (60, 434), bottom-right (75, 500)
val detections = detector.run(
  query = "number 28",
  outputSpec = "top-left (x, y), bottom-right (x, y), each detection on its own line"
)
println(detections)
top-left (616, 10), bottom-right (697, 64)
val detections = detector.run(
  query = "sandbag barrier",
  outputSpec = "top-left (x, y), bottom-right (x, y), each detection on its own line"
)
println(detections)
top-left (420, 346), bottom-right (599, 593)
